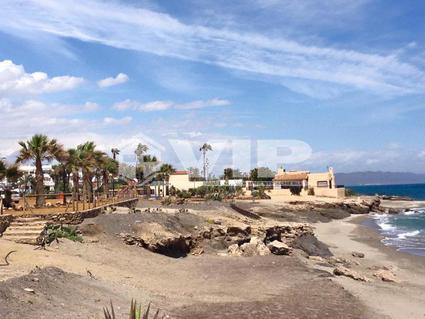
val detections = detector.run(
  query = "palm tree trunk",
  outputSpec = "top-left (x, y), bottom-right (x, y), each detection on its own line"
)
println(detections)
top-left (35, 158), bottom-right (45, 207)
top-left (103, 172), bottom-right (110, 198)
top-left (72, 173), bottom-right (78, 211)
top-left (62, 170), bottom-right (67, 205)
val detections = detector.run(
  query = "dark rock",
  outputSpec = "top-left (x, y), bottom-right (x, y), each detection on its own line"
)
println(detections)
top-left (352, 251), bottom-right (365, 258)
top-left (292, 233), bottom-right (333, 257)
top-left (226, 226), bottom-right (251, 237)
top-left (267, 240), bottom-right (292, 255)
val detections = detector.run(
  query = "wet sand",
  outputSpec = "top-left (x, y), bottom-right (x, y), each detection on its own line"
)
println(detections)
top-left (314, 215), bottom-right (425, 319)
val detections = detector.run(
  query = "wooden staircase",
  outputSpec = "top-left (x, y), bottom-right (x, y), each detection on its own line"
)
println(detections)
top-left (1, 217), bottom-right (48, 245)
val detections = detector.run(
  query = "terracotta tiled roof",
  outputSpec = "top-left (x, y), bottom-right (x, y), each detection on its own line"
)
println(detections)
top-left (171, 170), bottom-right (190, 175)
top-left (273, 173), bottom-right (308, 181)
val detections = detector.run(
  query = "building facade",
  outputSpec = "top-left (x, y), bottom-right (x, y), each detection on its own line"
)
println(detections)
top-left (272, 167), bottom-right (345, 198)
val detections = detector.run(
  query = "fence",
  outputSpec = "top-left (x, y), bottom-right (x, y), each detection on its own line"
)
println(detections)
top-left (0, 187), bottom-right (138, 215)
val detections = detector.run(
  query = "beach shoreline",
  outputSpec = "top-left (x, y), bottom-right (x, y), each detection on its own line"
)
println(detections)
top-left (314, 213), bottom-right (425, 319)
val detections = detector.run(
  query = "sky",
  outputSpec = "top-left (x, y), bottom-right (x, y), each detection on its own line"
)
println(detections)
top-left (1, 0), bottom-right (425, 174)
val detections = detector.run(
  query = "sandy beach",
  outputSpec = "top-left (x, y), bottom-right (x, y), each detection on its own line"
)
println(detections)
top-left (0, 198), bottom-right (424, 318)
top-left (314, 215), bottom-right (425, 319)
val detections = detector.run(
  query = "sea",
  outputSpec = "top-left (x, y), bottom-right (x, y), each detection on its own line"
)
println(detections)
top-left (351, 184), bottom-right (425, 257)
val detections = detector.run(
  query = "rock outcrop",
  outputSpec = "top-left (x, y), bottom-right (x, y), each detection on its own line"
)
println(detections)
top-left (267, 240), bottom-right (292, 255)
top-left (228, 237), bottom-right (271, 257)
top-left (122, 222), bottom-right (192, 257)
top-left (333, 266), bottom-right (370, 282)
top-left (373, 269), bottom-right (399, 283)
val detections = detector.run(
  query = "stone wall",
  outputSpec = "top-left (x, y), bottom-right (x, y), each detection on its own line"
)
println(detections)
top-left (0, 214), bottom-right (13, 235)
top-left (314, 187), bottom-right (345, 199)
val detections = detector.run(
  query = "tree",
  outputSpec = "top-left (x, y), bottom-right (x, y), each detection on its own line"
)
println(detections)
top-left (111, 148), bottom-right (120, 196)
top-left (135, 143), bottom-right (148, 164)
top-left (16, 134), bottom-right (65, 207)
top-left (0, 160), bottom-right (22, 186)
top-left (100, 156), bottom-right (118, 198)
top-left (199, 143), bottom-right (212, 181)
top-left (76, 142), bottom-right (105, 202)
top-left (223, 168), bottom-right (233, 180)
top-left (250, 167), bottom-right (275, 181)
top-left (158, 163), bottom-right (175, 181)
top-left (66, 148), bottom-right (82, 205)
top-left (0, 160), bottom-right (6, 180)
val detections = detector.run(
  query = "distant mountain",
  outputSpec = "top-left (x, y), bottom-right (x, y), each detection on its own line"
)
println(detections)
top-left (335, 171), bottom-right (425, 186)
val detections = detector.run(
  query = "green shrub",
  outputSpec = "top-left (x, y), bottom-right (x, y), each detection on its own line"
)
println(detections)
top-left (161, 197), bottom-right (172, 206)
top-left (307, 188), bottom-right (315, 195)
top-left (46, 224), bottom-right (83, 243)
top-left (345, 188), bottom-right (357, 197)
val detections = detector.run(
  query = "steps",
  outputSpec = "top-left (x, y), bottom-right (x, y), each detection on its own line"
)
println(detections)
top-left (1, 217), bottom-right (48, 245)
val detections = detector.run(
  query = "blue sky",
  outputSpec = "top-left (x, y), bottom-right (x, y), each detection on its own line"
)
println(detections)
top-left (1, 0), bottom-right (425, 174)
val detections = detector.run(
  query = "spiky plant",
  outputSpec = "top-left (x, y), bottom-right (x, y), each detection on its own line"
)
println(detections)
top-left (103, 300), bottom-right (164, 319)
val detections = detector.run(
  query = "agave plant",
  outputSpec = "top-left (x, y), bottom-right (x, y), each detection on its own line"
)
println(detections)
top-left (103, 300), bottom-right (165, 319)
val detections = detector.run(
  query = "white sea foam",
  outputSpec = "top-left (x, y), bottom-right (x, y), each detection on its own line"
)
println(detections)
top-left (376, 215), bottom-right (396, 232)
top-left (397, 230), bottom-right (421, 239)
top-left (403, 210), bottom-right (416, 215)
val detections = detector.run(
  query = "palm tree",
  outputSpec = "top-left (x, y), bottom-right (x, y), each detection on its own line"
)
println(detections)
top-left (135, 143), bottom-right (148, 164)
top-left (77, 142), bottom-right (105, 202)
top-left (16, 134), bottom-right (65, 207)
top-left (158, 164), bottom-right (175, 180)
top-left (199, 143), bottom-right (212, 181)
top-left (67, 148), bottom-right (82, 206)
top-left (158, 164), bottom-right (175, 197)
top-left (0, 160), bottom-right (7, 180)
top-left (100, 156), bottom-right (118, 198)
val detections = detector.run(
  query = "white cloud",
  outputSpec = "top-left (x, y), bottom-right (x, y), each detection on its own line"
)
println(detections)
top-left (0, 59), bottom-right (83, 97)
top-left (141, 101), bottom-right (174, 112)
top-left (1, 0), bottom-right (424, 98)
top-left (175, 98), bottom-right (230, 110)
top-left (97, 73), bottom-right (129, 88)
top-left (0, 98), bottom-right (132, 156)
top-left (82, 102), bottom-right (100, 111)
top-left (112, 99), bottom-right (136, 111)
top-left (113, 98), bottom-right (231, 112)
top-left (103, 116), bottom-right (132, 125)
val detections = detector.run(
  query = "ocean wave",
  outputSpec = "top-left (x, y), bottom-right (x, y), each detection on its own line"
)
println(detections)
top-left (397, 230), bottom-right (421, 239)
top-left (404, 207), bottom-right (425, 215)
top-left (375, 215), bottom-right (397, 232)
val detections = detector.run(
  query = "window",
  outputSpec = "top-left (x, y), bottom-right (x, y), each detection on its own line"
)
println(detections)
top-left (317, 181), bottom-right (328, 188)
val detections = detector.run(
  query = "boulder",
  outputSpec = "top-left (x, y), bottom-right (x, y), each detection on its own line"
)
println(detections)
top-left (227, 244), bottom-right (242, 256)
top-left (267, 240), bottom-right (292, 255)
top-left (373, 269), bottom-right (399, 283)
top-left (264, 224), bottom-right (313, 245)
top-left (333, 266), bottom-right (370, 282)
top-left (352, 251), bottom-right (365, 258)
top-left (292, 233), bottom-right (333, 257)
top-left (226, 226), bottom-right (251, 237)
top-left (239, 237), bottom-right (270, 257)
top-left (309, 256), bottom-right (325, 263)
